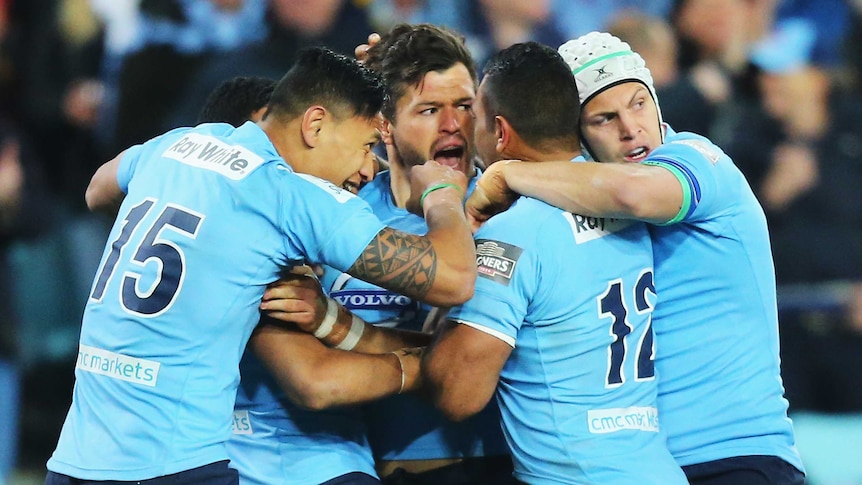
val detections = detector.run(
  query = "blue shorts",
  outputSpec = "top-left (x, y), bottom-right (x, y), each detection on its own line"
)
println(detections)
top-left (381, 456), bottom-right (518, 485)
top-left (320, 472), bottom-right (380, 485)
top-left (683, 455), bottom-right (805, 485)
top-left (45, 460), bottom-right (239, 485)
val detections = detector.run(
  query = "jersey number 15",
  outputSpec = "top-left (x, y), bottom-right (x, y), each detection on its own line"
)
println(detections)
top-left (90, 198), bottom-right (204, 317)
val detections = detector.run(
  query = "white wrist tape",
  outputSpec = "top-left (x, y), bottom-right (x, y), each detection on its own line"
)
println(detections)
top-left (335, 314), bottom-right (365, 351)
top-left (313, 297), bottom-right (339, 339)
top-left (391, 351), bottom-right (406, 394)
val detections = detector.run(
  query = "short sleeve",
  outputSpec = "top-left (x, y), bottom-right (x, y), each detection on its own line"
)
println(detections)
top-left (642, 135), bottom-right (727, 225)
top-left (280, 173), bottom-right (386, 274)
top-left (448, 209), bottom-right (540, 347)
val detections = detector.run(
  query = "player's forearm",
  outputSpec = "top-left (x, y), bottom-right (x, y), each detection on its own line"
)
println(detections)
top-left (502, 161), bottom-right (677, 223)
top-left (421, 188), bottom-right (476, 306)
top-left (251, 326), bottom-right (422, 410)
top-left (318, 303), bottom-right (432, 353)
top-left (289, 351), bottom-right (420, 410)
top-left (501, 161), bottom-right (625, 216)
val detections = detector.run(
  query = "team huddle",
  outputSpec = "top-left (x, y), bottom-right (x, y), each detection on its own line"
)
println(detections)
top-left (44, 23), bottom-right (805, 485)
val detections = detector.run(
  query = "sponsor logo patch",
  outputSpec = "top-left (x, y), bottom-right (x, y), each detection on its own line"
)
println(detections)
top-left (232, 410), bottom-right (253, 435)
top-left (162, 133), bottom-right (265, 180)
top-left (670, 139), bottom-right (721, 164)
top-left (476, 239), bottom-right (522, 286)
top-left (564, 213), bottom-right (634, 244)
top-left (588, 406), bottom-right (659, 434)
top-left (76, 344), bottom-right (160, 387)
top-left (330, 289), bottom-right (415, 310)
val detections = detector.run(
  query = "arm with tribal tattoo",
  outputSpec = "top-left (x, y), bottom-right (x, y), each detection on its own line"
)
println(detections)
top-left (348, 221), bottom-right (472, 307)
top-left (348, 228), bottom-right (437, 299)
top-left (348, 167), bottom-right (476, 307)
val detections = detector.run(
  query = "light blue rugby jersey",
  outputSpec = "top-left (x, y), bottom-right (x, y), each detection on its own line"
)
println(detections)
top-left (228, 351), bottom-right (376, 485)
top-left (321, 170), bottom-right (510, 462)
top-left (643, 127), bottom-right (803, 471)
top-left (447, 196), bottom-right (687, 485)
top-left (46, 121), bottom-right (386, 481)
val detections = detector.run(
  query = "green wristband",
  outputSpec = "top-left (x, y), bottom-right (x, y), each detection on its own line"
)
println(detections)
top-left (419, 182), bottom-right (462, 208)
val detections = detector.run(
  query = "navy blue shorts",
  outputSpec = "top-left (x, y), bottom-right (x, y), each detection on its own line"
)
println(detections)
top-left (683, 455), bottom-right (805, 485)
top-left (45, 460), bottom-right (239, 485)
top-left (320, 472), bottom-right (380, 485)
top-left (381, 456), bottom-right (519, 485)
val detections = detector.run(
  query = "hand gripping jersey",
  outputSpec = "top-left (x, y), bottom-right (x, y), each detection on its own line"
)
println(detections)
top-left (323, 171), bottom-right (510, 462)
top-left (46, 122), bottom-right (386, 480)
top-left (643, 127), bottom-right (804, 471)
top-left (447, 194), bottom-right (687, 485)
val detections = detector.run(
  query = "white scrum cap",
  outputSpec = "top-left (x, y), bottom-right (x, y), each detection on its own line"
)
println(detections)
top-left (558, 31), bottom-right (664, 139)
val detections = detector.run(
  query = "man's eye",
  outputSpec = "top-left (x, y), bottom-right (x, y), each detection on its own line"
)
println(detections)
top-left (590, 116), bottom-right (610, 126)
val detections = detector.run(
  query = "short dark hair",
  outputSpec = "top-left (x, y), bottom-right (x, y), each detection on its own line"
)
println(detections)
top-left (266, 47), bottom-right (384, 122)
top-left (364, 23), bottom-right (477, 121)
top-left (481, 42), bottom-right (581, 151)
top-left (196, 76), bottom-right (275, 127)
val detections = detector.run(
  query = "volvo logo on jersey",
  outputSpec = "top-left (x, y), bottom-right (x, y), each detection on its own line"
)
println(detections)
top-left (330, 289), bottom-right (415, 311)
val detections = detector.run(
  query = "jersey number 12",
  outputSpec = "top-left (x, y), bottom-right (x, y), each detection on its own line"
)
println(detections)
top-left (598, 270), bottom-right (656, 387)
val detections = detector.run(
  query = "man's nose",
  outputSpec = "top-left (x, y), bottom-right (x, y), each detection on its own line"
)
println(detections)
top-left (618, 111), bottom-right (640, 139)
top-left (439, 107), bottom-right (461, 133)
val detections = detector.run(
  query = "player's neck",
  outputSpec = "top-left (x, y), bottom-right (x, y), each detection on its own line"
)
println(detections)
top-left (388, 162), bottom-right (411, 209)
top-left (504, 144), bottom-right (581, 164)
top-left (260, 118), bottom-right (323, 176)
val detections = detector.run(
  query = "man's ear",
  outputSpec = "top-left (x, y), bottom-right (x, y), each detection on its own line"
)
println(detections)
top-left (300, 106), bottom-right (327, 148)
top-left (495, 115), bottom-right (512, 154)
top-left (380, 117), bottom-right (394, 146)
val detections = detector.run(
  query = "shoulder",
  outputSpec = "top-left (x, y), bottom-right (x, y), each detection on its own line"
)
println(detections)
top-left (285, 172), bottom-right (363, 206)
top-left (649, 131), bottom-right (728, 168)
top-left (121, 126), bottom-right (196, 168)
top-left (358, 171), bottom-right (391, 201)
top-left (480, 197), bottom-right (570, 245)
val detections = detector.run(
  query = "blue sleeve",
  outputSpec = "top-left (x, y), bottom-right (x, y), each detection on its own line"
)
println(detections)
top-left (281, 173), bottom-right (386, 274)
top-left (117, 145), bottom-right (143, 193)
top-left (117, 127), bottom-right (194, 192)
top-left (448, 207), bottom-right (541, 346)
top-left (642, 135), bottom-right (728, 225)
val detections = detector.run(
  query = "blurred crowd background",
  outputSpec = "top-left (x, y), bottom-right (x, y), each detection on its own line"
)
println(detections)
top-left (1, 0), bottom-right (862, 483)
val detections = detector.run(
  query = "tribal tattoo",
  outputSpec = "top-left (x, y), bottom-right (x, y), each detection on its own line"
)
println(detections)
top-left (348, 227), bottom-right (437, 300)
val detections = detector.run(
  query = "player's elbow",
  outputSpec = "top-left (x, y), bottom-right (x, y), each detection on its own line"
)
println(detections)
top-left (426, 269), bottom-right (475, 307)
top-left (85, 179), bottom-right (122, 215)
top-left (291, 395), bottom-right (333, 412)
top-left (84, 184), bottom-right (103, 212)
top-left (434, 393), bottom-right (485, 422)
top-left (424, 363), bottom-right (487, 421)
top-left (285, 377), bottom-right (342, 411)
top-left (444, 272), bottom-right (476, 306)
